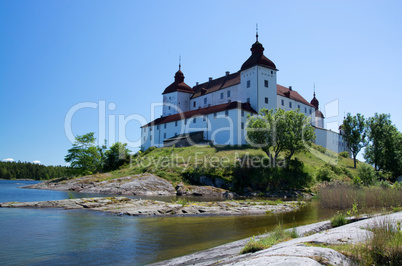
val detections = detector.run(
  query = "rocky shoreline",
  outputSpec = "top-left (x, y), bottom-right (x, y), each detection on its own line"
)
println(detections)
top-left (24, 173), bottom-right (241, 199)
top-left (0, 196), bottom-right (302, 217)
top-left (151, 212), bottom-right (402, 265)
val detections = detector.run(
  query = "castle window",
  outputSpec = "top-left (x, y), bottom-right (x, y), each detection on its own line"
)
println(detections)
top-left (164, 124), bottom-right (166, 129)
top-left (281, 99), bottom-right (284, 106)
top-left (225, 110), bottom-right (229, 117)
top-left (204, 98), bottom-right (207, 104)
top-left (298, 105), bottom-right (300, 109)
top-left (193, 118), bottom-right (196, 123)
top-left (241, 110), bottom-right (244, 117)
top-left (309, 109), bottom-right (312, 115)
top-left (305, 107), bottom-right (307, 113)
top-left (271, 71), bottom-right (273, 74)
top-left (175, 121), bottom-right (178, 127)
top-left (175, 133), bottom-right (177, 137)
top-left (264, 80), bottom-right (268, 88)
top-left (193, 101), bottom-right (196, 107)
top-left (241, 122), bottom-right (244, 129)
top-left (203, 116), bottom-right (206, 121)
top-left (157, 125), bottom-right (159, 130)
top-left (185, 119), bottom-right (187, 125)
top-left (150, 135), bottom-right (152, 140)
top-left (150, 127), bottom-right (152, 132)
top-left (247, 80), bottom-right (250, 88)
top-left (143, 128), bottom-right (146, 132)
top-left (168, 106), bottom-right (170, 110)
top-left (227, 90), bottom-right (231, 97)
top-left (289, 102), bottom-right (292, 108)
top-left (220, 93), bottom-right (223, 99)
top-left (143, 136), bottom-right (145, 141)
top-left (247, 98), bottom-right (250, 103)
top-left (164, 133), bottom-right (166, 138)
top-left (265, 97), bottom-right (268, 104)
top-left (214, 112), bottom-right (217, 119)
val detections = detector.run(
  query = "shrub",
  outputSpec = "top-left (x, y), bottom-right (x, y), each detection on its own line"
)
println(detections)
top-left (330, 212), bottom-right (347, 227)
top-left (339, 151), bottom-right (350, 158)
top-left (357, 164), bottom-right (376, 186)
top-left (316, 166), bottom-right (334, 182)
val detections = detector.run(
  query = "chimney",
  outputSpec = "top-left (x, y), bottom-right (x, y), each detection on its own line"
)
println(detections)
top-left (196, 82), bottom-right (199, 86)
top-left (289, 86), bottom-right (292, 91)
top-left (209, 77), bottom-right (213, 82)
top-left (226, 71), bottom-right (230, 76)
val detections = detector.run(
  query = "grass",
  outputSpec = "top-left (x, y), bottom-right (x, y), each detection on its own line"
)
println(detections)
top-left (330, 212), bottom-right (347, 227)
top-left (59, 144), bottom-right (369, 194)
top-left (313, 219), bottom-right (402, 265)
top-left (318, 183), bottom-right (402, 210)
top-left (240, 224), bottom-right (298, 254)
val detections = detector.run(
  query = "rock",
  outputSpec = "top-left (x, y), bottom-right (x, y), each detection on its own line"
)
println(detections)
top-left (152, 212), bottom-right (402, 266)
top-left (222, 191), bottom-right (238, 200)
top-left (0, 197), bottom-right (301, 217)
top-left (200, 176), bottom-right (214, 186)
top-left (214, 178), bottom-right (226, 188)
top-left (26, 174), bottom-right (177, 196)
top-left (175, 185), bottom-right (227, 197)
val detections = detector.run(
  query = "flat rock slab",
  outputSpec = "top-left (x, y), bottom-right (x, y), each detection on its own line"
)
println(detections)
top-left (153, 212), bottom-right (402, 265)
top-left (0, 197), bottom-right (301, 217)
top-left (26, 174), bottom-right (177, 196)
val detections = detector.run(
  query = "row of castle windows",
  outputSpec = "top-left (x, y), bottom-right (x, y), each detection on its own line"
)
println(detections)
top-left (280, 99), bottom-right (312, 114)
top-left (145, 109), bottom-right (250, 133)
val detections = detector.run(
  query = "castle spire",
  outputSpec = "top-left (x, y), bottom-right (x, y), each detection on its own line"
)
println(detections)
top-left (256, 23), bottom-right (259, 42)
top-left (179, 55), bottom-right (181, 70)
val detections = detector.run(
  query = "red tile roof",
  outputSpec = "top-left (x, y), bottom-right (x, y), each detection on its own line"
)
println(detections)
top-left (241, 41), bottom-right (278, 71)
top-left (163, 70), bottom-right (194, 94)
top-left (277, 85), bottom-right (314, 107)
top-left (191, 72), bottom-right (240, 99)
top-left (141, 101), bottom-right (257, 128)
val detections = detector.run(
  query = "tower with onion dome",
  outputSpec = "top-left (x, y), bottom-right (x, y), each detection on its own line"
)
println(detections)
top-left (162, 64), bottom-right (194, 117)
top-left (239, 31), bottom-right (278, 112)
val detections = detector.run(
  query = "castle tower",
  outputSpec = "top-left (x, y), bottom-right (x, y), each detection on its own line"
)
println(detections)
top-left (239, 33), bottom-right (278, 113)
top-left (310, 91), bottom-right (325, 128)
top-left (162, 67), bottom-right (193, 117)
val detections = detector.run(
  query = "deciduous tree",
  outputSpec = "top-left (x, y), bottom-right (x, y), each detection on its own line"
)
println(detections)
top-left (341, 113), bottom-right (367, 168)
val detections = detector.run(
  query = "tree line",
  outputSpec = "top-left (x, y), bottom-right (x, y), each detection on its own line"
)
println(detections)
top-left (65, 132), bottom-right (131, 176)
top-left (0, 161), bottom-right (68, 180)
top-left (342, 112), bottom-right (401, 179)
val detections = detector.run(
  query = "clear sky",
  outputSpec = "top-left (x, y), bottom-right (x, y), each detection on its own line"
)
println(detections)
top-left (1, 0), bottom-right (401, 166)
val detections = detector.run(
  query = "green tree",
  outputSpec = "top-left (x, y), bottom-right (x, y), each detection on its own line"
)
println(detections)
top-left (341, 113), bottom-right (367, 168)
top-left (104, 142), bottom-right (131, 171)
top-left (365, 113), bottom-right (402, 178)
top-left (246, 108), bottom-right (315, 166)
top-left (64, 132), bottom-right (103, 175)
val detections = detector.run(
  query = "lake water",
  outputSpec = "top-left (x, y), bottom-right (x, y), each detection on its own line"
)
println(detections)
top-left (0, 180), bottom-right (339, 265)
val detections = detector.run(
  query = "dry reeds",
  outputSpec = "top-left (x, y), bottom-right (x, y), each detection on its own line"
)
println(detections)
top-left (318, 183), bottom-right (402, 210)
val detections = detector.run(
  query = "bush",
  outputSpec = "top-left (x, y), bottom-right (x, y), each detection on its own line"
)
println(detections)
top-left (357, 164), bottom-right (376, 186)
top-left (316, 166), bottom-right (335, 182)
top-left (330, 212), bottom-right (347, 227)
top-left (339, 151), bottom-right (350, 158)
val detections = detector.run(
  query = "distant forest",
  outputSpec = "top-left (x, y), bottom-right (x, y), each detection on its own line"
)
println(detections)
top-left (0, 161), bottom-right (68, 180)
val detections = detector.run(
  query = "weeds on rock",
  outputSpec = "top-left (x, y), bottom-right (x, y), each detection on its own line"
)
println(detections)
top-left (240, 224), bottom-right (298, 254)
top-left (330, 212), bottom-right (347, 227)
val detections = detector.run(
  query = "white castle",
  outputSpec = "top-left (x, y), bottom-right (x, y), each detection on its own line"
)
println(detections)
top-left (141, 35), bottom-right (348, 154)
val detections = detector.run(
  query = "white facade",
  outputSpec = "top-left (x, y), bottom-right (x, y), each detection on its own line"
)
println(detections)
top-left (141, 38), bottom-right (347, 154)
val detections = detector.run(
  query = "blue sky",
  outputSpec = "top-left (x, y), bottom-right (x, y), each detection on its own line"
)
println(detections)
top-left (1, 0), bottom-right (401, 166)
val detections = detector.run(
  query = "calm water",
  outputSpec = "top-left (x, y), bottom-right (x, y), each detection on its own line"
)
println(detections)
top-left (0, 180), bottom-right (339, 265)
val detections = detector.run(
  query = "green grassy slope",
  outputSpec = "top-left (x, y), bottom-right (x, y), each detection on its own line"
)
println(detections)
top-left (85, 144), bottom-right (363, 193)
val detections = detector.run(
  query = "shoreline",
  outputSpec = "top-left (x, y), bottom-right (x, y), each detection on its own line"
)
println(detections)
top-left (151, 211), bottom-right (402, 265)
top-left (0, 196), bottom-right (302, 217)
